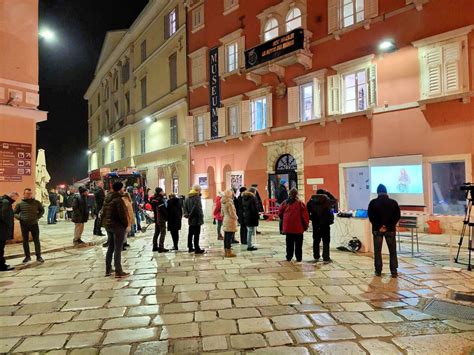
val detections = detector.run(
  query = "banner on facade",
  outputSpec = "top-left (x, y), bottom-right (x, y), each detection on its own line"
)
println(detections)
top-left (209, 47), bottom-right (221, 139)
top-left (245, 28), bottom-right (305, 69)
top-left (0, 141), bottom-right (32, 182)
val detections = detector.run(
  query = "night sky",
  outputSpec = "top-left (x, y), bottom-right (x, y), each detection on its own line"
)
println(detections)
top-left (38, 0), bottom-right (148, 186)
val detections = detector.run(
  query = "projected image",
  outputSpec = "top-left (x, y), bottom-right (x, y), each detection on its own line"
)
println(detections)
top-left (370, 165), bottom-right (423, 194)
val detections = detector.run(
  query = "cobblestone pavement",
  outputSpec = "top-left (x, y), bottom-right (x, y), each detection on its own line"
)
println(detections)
top-left (1, 221), bottom-right (474, 354)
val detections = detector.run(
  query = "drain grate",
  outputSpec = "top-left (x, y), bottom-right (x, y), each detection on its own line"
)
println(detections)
top-left (423, 299), bottom-right (474, 321)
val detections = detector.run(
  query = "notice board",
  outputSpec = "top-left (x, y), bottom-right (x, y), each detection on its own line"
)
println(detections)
top-left (0, 141), bottom-right (32, 182)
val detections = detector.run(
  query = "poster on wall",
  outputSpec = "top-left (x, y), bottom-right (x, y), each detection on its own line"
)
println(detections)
top-left (195, 174), bottom-right (209, 199)
top-left (209, 46), bottom-right (221, 140)
top-left (230, 173), bottom-right (243, 191)
top-left (0, 141), bottom-right (32, 182)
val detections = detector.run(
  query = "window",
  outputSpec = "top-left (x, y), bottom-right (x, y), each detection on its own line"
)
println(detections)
top-left (114, 100), bottom-right (119, 119)
top-left (224, 0), bottom-right (238, 13)
top-left (343, 69), bottom-right (367, 113)
top-left (196, 115), bottom-right (205, 142)
top-left (226, 42), bottom-right (238, 72)
top-left (101, 147), bottom-right (105, 166)
top-left (140, 40), bottom-right (147, 63)
top-left (110, 142), bottom-right (115, 163)
top-left (342, 0), bottom-right (364, 28)
top-left (300, 83), bottom-right (314, 121)
top-left (286, 7), bottom-right (302, 32)
top-left (251, 97), bottom-right (267, 131)
top-left (227, 105), bottom-right (239, 136)
top-left (170, 117), bottom-right (178, 145)
top-left (120, 137), bottom-right (126, 159)
top-left (97, 93), bottom-right (101, 107)
top-left (140, 129), bottom-right (146, 154)
top-left (140, 77), bottom-right (147, 109)
top-left (159, 178), bottom-right (166, 191)
top-left (431, 161), bottom-right (466, 215)
top-left (125, 92), bottom-right (130, 114)
top-left (169, 52), bottom-right (177, 91)
top-left (328, 0), bottom-right (378, 34)
top-left (173, 177), bottom-right (179, 194)
top-left (189, 48), bottom-right (207, 86)
top-left (264, 18), bottom-right (279, 42)
top-left (113, 74), bottom-right (119, 91)
top-left (192, 5), bottom-right (204, 32)
top-left (169, 8), bottom-right (177, 36)
top-left (122, 61), bottom-right (130, 83)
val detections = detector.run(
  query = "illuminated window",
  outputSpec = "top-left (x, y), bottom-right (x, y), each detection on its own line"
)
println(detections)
top-left (170, 117), bottom-right (178, 145)
top-left (286, 7), bottom-right (302, 32)
top-left (251, 97), bottom-right (267, 131)
top-left (227, 105), bottom-right (239, 136)
top-left (343, 69), bottom-right (367, 113)
top-left (140, 129), bottom-right (146, 154)
top-left (120, 137), bottom-right (126, 159)
top-left (168, 8), bottom-right (177, 36)
top-left (300, 83), bottom-right (314, 121)
top-left (110, 142), bottom-right (115, 163)
top-left (264, 18), bottom-right (279, 42)
top-left (342, 0), bottom-right (364, 28)
top-left (196, 115), bottom-right (205, 142)
top-left (226, 42), bottom-right (238, 72)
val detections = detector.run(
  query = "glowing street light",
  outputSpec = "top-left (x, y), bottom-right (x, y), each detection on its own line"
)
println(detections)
top-left (86, 149), bottom-right (92, 155)
top-left (379, 40), bottom-right (395, 52)
top-left (145, 116), bottom-right (152, 123)
top-left (39, 28), bottom-right (56, 42)
top-left (102, 136), bottom-right (110, 143)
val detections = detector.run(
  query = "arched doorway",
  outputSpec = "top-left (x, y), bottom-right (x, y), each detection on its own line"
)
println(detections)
top-left (268, 154), bottom-right (298, 200)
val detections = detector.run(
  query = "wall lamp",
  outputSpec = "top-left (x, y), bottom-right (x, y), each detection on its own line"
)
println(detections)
top-left (145, 116), bottom-right (157, 124)
top-left (378, 39), bottom-right (396, 52)
top-left (102, 136), bottom-right (110, 143)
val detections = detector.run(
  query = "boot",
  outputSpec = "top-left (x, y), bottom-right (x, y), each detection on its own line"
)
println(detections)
top-left (105, 267), bottom-right (114, 276)
top-left (115, 270), bottom-right (130, 278)
top-left (225, 248), bottom-right (236, 257)
top-left (218, 235), bottom-right (224, 240)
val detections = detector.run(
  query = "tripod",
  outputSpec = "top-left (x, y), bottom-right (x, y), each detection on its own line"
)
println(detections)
top-left (454, 189), bottom-right (473, 271)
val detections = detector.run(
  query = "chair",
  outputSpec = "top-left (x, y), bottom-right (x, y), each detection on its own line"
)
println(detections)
top-left (397, 215), bottom-right (419, 256)
top-left (265, 198), bottom-right (279, 221)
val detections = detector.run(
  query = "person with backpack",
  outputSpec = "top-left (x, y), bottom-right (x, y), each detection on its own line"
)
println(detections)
top-left (307, 189), bottom-right (336, 263)
top-left (167, 193), bottom-right (183, 250)
top-left (279, 188), bottom-right (309, 262)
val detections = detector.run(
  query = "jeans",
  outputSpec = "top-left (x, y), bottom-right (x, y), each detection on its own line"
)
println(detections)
top-left (224, 232), bottom-right (234, 249)
top-left (240, 223), bottom-right (247, 244)
top-left (247, 226), bottom-right (256, 248)
top-left (286, 233), bottom-right (303, 261)
top-left (153, 220), bottom-right (167, 248)
top-left (74, 223), bottom-right (84, 242)
top-left (188, 225), bottom-right (201, 251)
top-left (93, 216), bottom-right (102, 235)
top-left (170, 229), bottom-right (179, 249)
top-left (135, 210), bottom-right (141, 230)
top-left (20, 223), bottom-right (41, 258)
top-left (47, 206), bottom-right (57, 224)
top-left (313, 225), bottom-right (331, 260)
top-left (217, 220), bottom-right (223, 238)
top-left (0, 239), bottom-right (6, 266)
top-left (105, 226), bottom-right (126, 272)
top-left (373, 231), bottom-right (398, 274)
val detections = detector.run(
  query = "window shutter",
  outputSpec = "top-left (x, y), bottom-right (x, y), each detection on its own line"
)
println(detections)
top-left (327, 0), bottom-right (340, 34)
top-left (423, 47), bottom-right (442, 98)
top-left (240, 100), bottom-right (250, 132)
top-left (204, 112), bottom-right (211, 140)
top-left (266, 93), bottom-right (273, 128)
top-left (364, 0), bottom-right (378, 20)
top-left (164, 13), bottom-right (170, 40)
top-left (443, 42), bottom-right (462, 94)
top-left (313, 78), bottom-right (322, 118)
top-left (218, 46), bottom-right (225, 75)
top-left (218, 107), bottom-right (227, 137)
top-left (327, 74), bottom-right (341, 115)
top-left (186, 116), bottom-right (195, 143)
top-left (287, 86), bottom-right (300, 124)
top-left (367, 64), bottom-right (377, 107)
top-left (405, 0), bottom-right (414, 4)
top-left (239, 36), bottom-right (246, 68)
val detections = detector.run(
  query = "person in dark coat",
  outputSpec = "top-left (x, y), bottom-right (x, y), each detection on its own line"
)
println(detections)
top-left (307, 189), bottom-right (336, 263)
top-left (276, 179), bottom-right (289, 205)
top-left (368, 184), bottom-right (401, 277)
top-left (93, 181), bottom-right (106, 236)
top-left (251, 184), bottom-right (264, 236)
top-left (63, 190), bottom-right (74, 221)
top-left (167, 193), bottom-right (182, 250)
top-left (47, 188), bottom-right (58, 224)
top-left (242, 187), bottom-right (259, 251)
top-left (235, 187), bottom-right (247, 244)
top-left (150, 187), bottom-right (169, 253)
top-left (72, 186), bottom-right (89, 246)
top-left (0, 192), bottom-right (19, 271)
top-left (132, 187), bottom-right (142, 232)
top-left (183, 184), bottom-right (205, 254)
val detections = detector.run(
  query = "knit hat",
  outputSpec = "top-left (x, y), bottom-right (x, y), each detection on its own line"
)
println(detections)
top-left (155, 187), bottom-right (163, 195)
top-left (78, 186), bottom-right (88, 194)
top-left (376, 184), bottom-right (388, 194)
top-left (112, 182), bottom-right (124, 192)
top-left (239, 186), bottom-right (247, 193)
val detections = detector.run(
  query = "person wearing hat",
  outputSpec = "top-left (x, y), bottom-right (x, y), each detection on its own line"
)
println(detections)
top-left (151, 187), bottom-right (169, 252)
top-left (72, 186), bottom-right (89, 246)
top-left (183, 184), bottom-right (205, 254)
top-left (368, 184), bottom-right (401, 277)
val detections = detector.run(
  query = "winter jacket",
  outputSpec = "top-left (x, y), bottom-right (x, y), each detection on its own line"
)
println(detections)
top-left (132, 192), bottom-right (142, 213)
top-left (14, 199), bottom-right (45, 225)
top-left (307, 194), bottom-right (334, 227)
top-left (64, 193), bottom-right (74, 209)
top-left (167, 196), bottom-right (183, 231)
top-left (150, 194), bottom-right (168, 224)
top-left (122, 195), bottom-right (135, 231)
top-left (0, 195), bottom-right (15, 241)
top-left (72, 194), bottom-right (89, 223)
top-left (255, 190), bottom-right (264, 213)
top-left (368, 194), bottom-right (401, 232)
top-left (49, 192), bottom-right (59, 207)
top-left (101, 192), bottom-right (129, 230)
top-left (213, 196), bottom-right (223, 221)
top-left (183, 190), bottom-right (204, 226)
top-left (235, 195), bottom-right (245, 225)
top-left (94, 187), bottom-right (106, 211)
top-left (276, 185), bottom-right (289, 204)
top-left (278, 198), bottom-right (310, 234)
top-left (242, 191), bottom-right (259, 227)
top-left (222, 195), bottom-right (238, 233)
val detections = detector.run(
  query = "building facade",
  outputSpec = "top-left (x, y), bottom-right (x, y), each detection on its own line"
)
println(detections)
top-left (0, 0), bottom-right (47, 194)
top-left (186, 0), bottom-right (474, 224)
top-left (85, 0), bottom-right (189, 194)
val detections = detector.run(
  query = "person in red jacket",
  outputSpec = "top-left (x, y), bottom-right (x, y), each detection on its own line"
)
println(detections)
top-left (278, 188), bottom-right (310, 262)
top-left (213, 192), bottom-right (224, 240)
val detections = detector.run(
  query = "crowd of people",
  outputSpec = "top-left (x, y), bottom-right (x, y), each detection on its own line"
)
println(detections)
top-left (0, 180), bottom-right (401, 279)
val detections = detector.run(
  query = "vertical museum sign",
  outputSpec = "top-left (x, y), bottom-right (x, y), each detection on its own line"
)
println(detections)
top-left (209, 47), bottom-right (220, 139)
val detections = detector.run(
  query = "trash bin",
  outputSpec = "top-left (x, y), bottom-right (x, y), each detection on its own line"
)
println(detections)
top-left (426, 220), bottom-right (442, 234)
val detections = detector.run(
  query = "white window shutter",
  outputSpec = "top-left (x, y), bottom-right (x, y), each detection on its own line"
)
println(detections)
top-left (204, 112), bottom-right (211, 140)
top-left (313, 78), bottom-right (322, 118)
top-left (442, 42), bottom-right (462, 94)
top-left (218, 107), bottom-right (227, 137)
top-left (239, 36), bottom-right (245, 68)
top-left (327, 0), bottom-right (340, 34)
top-left (287, 86), bottom-right (300, 124)
top-left (364, 0), bottom-right (378, 20)
top-left (185, 116), bottom-right (195, 143)
top-left (327, 74), bottom-right (341, 115)
top-left (266, 93), bottom-right (273, 128)
top-left (423, 47), bottom-right (442, 98)
top-left (191, 57), bottom-right (198, 85)
top-left (240, 100), bottom-right (250, 132)
top-left (367, 64), bottom-right (377, 107)
top-left (218, 46), bottom-right (225, 75)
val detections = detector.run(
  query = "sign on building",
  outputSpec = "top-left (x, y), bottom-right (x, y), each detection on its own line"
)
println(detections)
top-left (209, 46), bottom-right (221, 139)
top-left (0, 141), bottom-right (32, 182)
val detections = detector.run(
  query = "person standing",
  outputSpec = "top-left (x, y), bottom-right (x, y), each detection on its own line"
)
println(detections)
top-left (14, 188), bottom-right (45, 263)
top-left (167, 193), bottom-right (182, 250)
top-left (213, 192), bottom-right (224, 241)
top-left (122, 190), bottom-right (135, 250)
top-left (47, 188), bottom-right (58, 224)
top-left (251, 184), bottom-right (264, 236)
top-left (151, 187), bottom-right (169, 253)
top-left (93, 181), bottom-right (106, 236)
top-left (368, 184), bottom-right (401, 277)
top-left (132, 187), bottom-right (142, 232)
top-left (276, 179), bottom-right (289, 206)
top-left (64, 190), bottom-right (74, 221)
top-left (279, 188), bottom-right (309, 262)
top-left (0, 192), bottom-right (19, 271)
top-left (222, 190), bottom-right (237, 257)
top-left (102, 182), bottom-right (129, 278)
top-left (126, 187), bottom-right (137, 237)
top-left (236, 187), bottom-right (247, 244)
top-left (307, 189), bottom-right (336, 263)
top-left (242, 187), bottom-right (259, 251)
top-left (183, 184), bottom-right (205, 254)
top-left (72, 186), bottom-right (89, 246)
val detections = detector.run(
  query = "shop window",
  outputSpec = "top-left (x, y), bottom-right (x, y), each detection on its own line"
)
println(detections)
top-left (140, 129), bottom-right (146, 154)
top-left (227, 104), bottom-right (239, 136)
top-left (196, 115), bottom-right (205, 142)
top-left (251, 96), bottom-right (267, 131)
top-left (432, 161), bottom-right (466, 215)
top-left (120, 137), bottom-right (126, 159)
top-left (264, 18), bottom-right (279, 42)
top-left (286, 7), bottom-right (302, 32)
top-left (192, 5), bottom-right (204, 32)
top-left (170, 117), bottom-right (178, 145)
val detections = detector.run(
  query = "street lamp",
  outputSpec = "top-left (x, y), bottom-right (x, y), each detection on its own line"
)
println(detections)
top-left (379, 40), bottom-right (395, 52)
top-left (145, 116), bottom-right (152, 123)
top-left (39, 28), bottom-right (56, 42)
top-left (86, 149), bottom-right (92, 155)
top-left (102, 136), bottom-right (110, 143)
